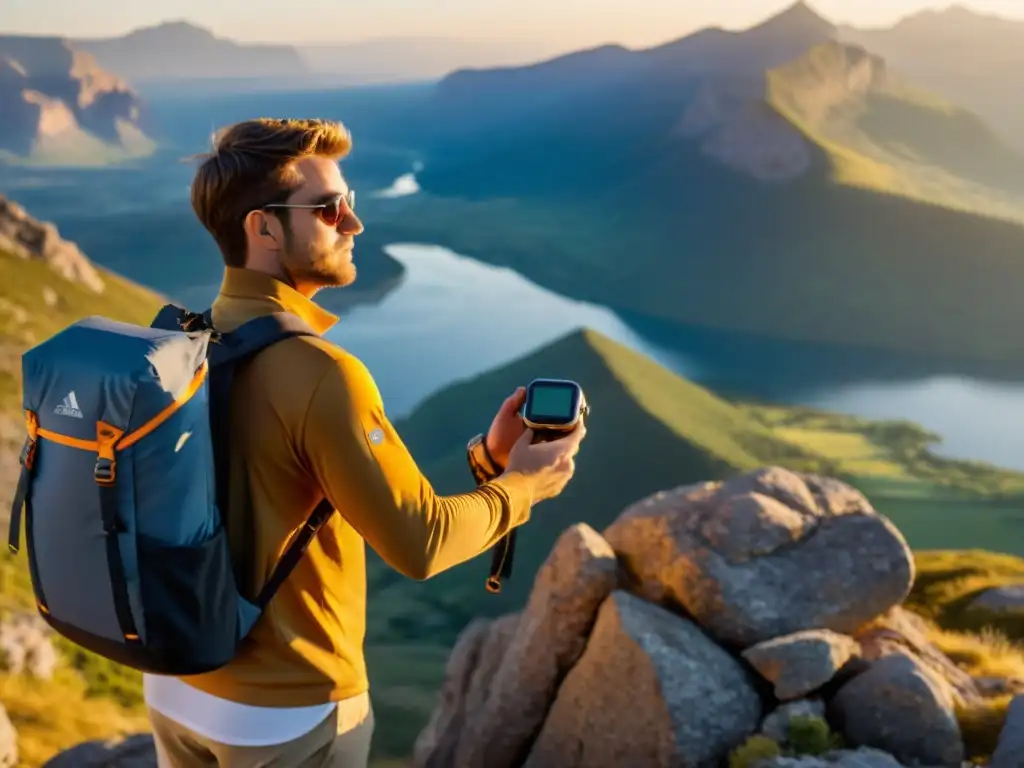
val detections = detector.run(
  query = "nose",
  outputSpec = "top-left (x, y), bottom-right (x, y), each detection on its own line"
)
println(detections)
top-left (339, 210), bottom-right (363, 236)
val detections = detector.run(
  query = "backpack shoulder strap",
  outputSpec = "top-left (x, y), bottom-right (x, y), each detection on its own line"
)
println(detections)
top-left (149, 304), bottom-right (337, 611)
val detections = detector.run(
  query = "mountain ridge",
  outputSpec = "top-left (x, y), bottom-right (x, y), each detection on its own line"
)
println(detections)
top-left (371, 1), bottom-right (1024, 367)
top-left (70, 20), bottom-right (308, 82)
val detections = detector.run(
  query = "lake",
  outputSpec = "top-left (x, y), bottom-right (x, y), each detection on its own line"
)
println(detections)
top-left (329, 241), bottom-right (1024, 472)
top-left (4, 83), bottom-right (1024, 472)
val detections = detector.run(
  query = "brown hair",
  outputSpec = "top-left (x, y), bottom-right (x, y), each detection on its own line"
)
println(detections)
top-left (189, 117), bottom-right (353, 267)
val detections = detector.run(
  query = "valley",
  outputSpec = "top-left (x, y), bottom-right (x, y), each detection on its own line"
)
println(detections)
top-left (3, 1), bottom-right (1024, 764)
top-left (366, 2), bottom-right (1024, 368)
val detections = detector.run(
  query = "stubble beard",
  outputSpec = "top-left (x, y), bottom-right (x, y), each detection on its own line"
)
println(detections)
top-left (283, 231), bottom-right (357, 290)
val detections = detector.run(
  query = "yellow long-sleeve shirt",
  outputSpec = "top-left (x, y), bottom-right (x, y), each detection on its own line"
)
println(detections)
top-left (180, 267), bottom-right (535, 707)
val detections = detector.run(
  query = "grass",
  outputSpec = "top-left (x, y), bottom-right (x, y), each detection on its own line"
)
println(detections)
top-left (957, 695), bottom-right (1015, 764)
top-left (905, 549), bottom-right (1024, 763)
top-left (0, 670), bottom-right (151, 768)
top-left (906, 549), bottom-right (1024, 640)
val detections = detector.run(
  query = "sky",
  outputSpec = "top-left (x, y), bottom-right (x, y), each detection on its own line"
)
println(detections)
top-left (4, 0), bottom-right (1024, 49)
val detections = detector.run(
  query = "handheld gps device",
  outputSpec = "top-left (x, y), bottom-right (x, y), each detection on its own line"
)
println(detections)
top-left (520, 378), bottom-right (589, 443)
top-left (486, 378), bottom-right (589, 594)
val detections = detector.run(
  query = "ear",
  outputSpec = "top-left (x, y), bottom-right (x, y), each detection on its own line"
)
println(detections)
top-left (243, 209), bottom-right (282, 250)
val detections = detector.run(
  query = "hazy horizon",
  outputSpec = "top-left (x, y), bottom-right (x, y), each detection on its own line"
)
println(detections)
top-left (4, 0), bottom-right (1024, 52)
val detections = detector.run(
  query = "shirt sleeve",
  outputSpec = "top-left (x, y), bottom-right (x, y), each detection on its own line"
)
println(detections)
top-left (298, 351), bottom-right (535, 580)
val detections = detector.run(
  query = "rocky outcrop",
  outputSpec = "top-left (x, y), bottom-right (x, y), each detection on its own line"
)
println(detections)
top-left (970, 584), bottom-right (1024, 615)
top-left (0, 612), bottom-right (58, 680)
top-left (0, 36), bottom-right (153, 163)
top-left (22, 465), bottom-right (1024, 767)
top-left (0, 194), bottom-right (104, 292)
top-left (603, 467), bottom-right (916, 647)
top-left (412, 466), bottom-right (1016, 768)
top-left (991, 695), bottom-right (1024, 768)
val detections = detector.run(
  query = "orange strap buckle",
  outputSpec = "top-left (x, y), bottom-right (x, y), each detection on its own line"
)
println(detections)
top-left (95, 421), bottom-right (125, 487)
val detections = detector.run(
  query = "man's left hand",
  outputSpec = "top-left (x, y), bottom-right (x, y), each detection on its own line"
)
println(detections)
top-left (485, 386), bottom-right (527, 470)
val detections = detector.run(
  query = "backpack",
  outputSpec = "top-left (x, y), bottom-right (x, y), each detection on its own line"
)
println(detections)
top-left (6, 303), bottom-right (336, 676)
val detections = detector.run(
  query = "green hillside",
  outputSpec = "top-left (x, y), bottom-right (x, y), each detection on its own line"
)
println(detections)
top-left (371, 327), bottom-right (1024, 645)
top-left (766, 40), bottom-right (1024, 220)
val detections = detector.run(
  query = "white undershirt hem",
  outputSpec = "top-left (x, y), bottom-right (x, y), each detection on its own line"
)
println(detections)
top-left (143, 672), bottom-right (338, 747)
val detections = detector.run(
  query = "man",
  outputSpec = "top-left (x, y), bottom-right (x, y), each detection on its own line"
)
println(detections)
top-left (143, 117), bottom-right (586, 767)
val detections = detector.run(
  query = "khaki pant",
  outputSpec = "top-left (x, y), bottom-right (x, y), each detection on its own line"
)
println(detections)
top-left (148, 697), bottom-right (374, 768)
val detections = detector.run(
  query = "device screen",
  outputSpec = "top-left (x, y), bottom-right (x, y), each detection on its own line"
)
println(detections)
top-left (528, 385), bottom-right (576, 421)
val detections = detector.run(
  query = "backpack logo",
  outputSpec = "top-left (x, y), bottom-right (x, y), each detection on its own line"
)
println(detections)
top-left (54, 391), bottom-right (83, 419)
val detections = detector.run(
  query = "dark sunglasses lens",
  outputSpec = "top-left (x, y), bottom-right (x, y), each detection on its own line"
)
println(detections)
top-left (319, 199), bottom-right (343, 225)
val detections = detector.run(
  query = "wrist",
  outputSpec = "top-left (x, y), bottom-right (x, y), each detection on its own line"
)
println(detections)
top-left (467, 433), bottom-right (501, 485)
top-left (483, 433), bottom-right (507, 472)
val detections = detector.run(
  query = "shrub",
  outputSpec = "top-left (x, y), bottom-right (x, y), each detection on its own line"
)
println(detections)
top-left (787, 714), bottom-right (843, 755)
top-left (729, 735), bottom-right (782, 768)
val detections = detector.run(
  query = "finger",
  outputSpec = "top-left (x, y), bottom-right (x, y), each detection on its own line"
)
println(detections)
top-left (503, 386), bottom-right (527, 415)
top-left (566, 422), bottom-right (587, 446)
top-left (515, 428), bottom-right (535, 446)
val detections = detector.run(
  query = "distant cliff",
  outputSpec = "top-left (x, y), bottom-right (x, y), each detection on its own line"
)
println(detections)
top-left (0, 36), bottom-right (155, 165)
top-left (71, 21), bottom-right (308, 83)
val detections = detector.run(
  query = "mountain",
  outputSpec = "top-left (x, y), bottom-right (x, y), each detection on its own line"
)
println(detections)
top-left (0, 36), bottom-right (155, 165)
top-left (71, 21), bottom-right (308, 83)
top-left (839, 5), bottom-right (1024, 153)
top-left (298, 36), bottom-right (562, 86)
top-left (367, 325), bottom-right (1024, 646)
top-left (367, 1), bottom-right (1024, 368)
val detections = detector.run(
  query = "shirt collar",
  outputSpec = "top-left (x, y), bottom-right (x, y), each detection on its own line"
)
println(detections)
top-left (212, 267), bottom-right (339, 335)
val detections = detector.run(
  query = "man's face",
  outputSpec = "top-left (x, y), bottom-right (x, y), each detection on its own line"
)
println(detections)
top-left (276, 156), bottom-right (363, 292)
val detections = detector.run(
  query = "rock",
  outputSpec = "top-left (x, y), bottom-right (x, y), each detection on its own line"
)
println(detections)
top-left (411, 618), bottom-right (491, 768)
top-left (0, 612), bottom-right (58, 680)
top-left (990, 694), bottom-right (1024, 768)
top-left (760, 698), bottom-right (826, 743)
top-left (604, 467), bottom-right (915, 647)
top-left (743, 630), bottom-right (859, 700)
top-left (970, 585), bottom-right (1024, 614)
top-left (42, 733), bottom-right (154, 767)
top-left (452, 523), bottom-right (620, 768)
top-left (829, 652), bottom-right (964, 767)
top-left (853, 607), bottom-right (981, 706)
top-left (0, 194), bottom-right (105, 293)
top-left (523, 590), bottom-right (762, 768)
top-left (974, 675), bottom-right (1024, 697)
top-left (760, 748), bottom-right (906, 767)
top-left (412, 612), bottom-right (520, 768)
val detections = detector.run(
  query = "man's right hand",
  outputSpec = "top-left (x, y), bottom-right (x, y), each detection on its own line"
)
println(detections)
top-left (502, 421), bottom-right (587, 503)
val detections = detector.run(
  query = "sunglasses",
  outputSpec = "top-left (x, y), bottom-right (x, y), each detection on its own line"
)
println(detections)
top-left (262, 190), bottom-right (355, 227)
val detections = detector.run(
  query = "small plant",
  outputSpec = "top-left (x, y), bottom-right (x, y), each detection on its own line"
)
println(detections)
top-left (729, 735), bottom-right (782, 768)
top-left (787, 714), bottom-right (843, 756)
